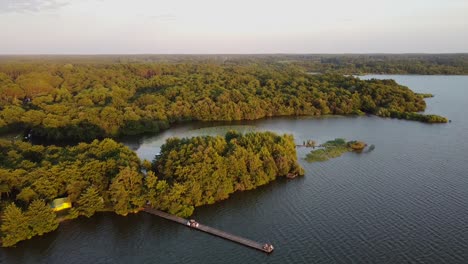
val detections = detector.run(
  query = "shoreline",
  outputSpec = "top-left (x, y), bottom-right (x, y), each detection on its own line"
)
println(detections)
top-left (0, 110), bottom-right (446, 145)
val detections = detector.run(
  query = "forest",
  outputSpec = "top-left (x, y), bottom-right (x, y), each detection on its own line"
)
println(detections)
top-left (1, 54), bottom-right (466, 75)
top-left (0, 55), bottom-right (452, 246)
top-left (286, 54), bottom-right (468, 75)
top-left (0, 131), bottom-right (302, 246)
top-left (0, 60), bottom-right (447, 141)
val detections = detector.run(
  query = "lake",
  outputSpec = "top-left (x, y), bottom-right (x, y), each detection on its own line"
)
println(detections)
top-left (2, 75), bottom-right (468, 264)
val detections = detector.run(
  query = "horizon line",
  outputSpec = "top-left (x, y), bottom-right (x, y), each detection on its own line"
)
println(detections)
top-left (0, 52), bottom-right (467, 56)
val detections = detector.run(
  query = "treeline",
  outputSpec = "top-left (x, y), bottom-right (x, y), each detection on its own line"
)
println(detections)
top-left (0, 131), bottom-right (303, 246)
top-left (289, 54), bottom-right (468, 75)
top-left (0, 62), bottom-right (447, 141)
top-left (376, 110), bottom-right (448, 123)
top-left (1, 54), bottom-right (466, 75)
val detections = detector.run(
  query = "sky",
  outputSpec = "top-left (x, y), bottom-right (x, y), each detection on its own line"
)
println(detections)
top-left (0, 0), bottom-right (467, 54)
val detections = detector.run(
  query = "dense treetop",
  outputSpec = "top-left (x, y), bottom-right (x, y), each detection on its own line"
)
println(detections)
top-left (0, 61), bottom-right (447, 141)
top-left (0, 138), bottom-right (141, 246)
top-left (0, 138), bottom-right (140, 205)
top-left (150, 131), bottom-right (304, 216)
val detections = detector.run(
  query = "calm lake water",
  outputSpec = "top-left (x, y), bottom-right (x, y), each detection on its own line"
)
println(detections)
top-left (2, 75), bottom-right (468, 264)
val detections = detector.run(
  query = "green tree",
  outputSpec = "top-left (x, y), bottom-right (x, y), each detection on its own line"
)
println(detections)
top-left (76, 186), bottom-right (105, 217)
top-left (144, 171), bottom-right (159, 206)
top-left (109, 167), bottom-right (145, 215)
top-left (1, 203), bottom-right (30, 247)
top-left (16, 187), bottom-right (38, 203)
top-left (25, 199), bottom-right (59, 236)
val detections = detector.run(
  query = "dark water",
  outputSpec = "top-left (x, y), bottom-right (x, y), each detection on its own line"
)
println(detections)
top-left (2, 75), bottom-right (468, 264)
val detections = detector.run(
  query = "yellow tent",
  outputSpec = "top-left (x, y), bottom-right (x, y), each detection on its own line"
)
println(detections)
top-left (50, 197), bottom-right (72, 212)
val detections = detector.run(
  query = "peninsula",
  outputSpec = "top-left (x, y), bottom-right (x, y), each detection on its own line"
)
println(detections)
top-left (0, 59), bottom-right (448, 142)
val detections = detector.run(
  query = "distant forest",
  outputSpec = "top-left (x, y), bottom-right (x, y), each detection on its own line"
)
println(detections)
top-left (283, 54), bottom-right (468, 75)
top-left (1, 54), bottom-right (467, 74)
top-left (0, 57), bottom-right (449, 141)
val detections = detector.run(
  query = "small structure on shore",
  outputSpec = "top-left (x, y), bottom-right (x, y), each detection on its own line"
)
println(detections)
top-left (262, 243), bottom-right (274, 253)
top-left (297, 139), bottom-right (317, 148)
top-left (50, 197), bottom-right (72, 212)
top-left (187, 219), bottom-right (199, 228)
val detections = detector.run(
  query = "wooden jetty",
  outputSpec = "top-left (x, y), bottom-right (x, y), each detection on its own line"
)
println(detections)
top-left (143, 206), bottom-right (274, 253)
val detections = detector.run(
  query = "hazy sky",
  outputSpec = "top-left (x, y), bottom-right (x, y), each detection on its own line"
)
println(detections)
top-left (1, 0), bottom-right (467, 54)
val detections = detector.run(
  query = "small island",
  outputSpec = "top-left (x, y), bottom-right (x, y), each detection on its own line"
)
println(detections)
top-left (305, 138), bottom-right (368, 162)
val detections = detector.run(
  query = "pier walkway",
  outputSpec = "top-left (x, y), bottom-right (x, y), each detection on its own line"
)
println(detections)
top-left (143, 206), bottom-right (274, 253)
